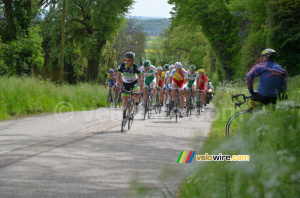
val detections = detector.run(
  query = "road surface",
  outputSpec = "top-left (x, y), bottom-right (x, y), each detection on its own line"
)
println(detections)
top-left (0, 104), bottom-right (215, 197)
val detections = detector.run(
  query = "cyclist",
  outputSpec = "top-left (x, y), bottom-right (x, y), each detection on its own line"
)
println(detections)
top-left (185, 65), bottom-right (198, 107)
top-left (117, 52), bottom-right (143, 123)
top-left (197, 69), bottom-right (208, 112)
top-left (169, 62), bottom-right (187, 118)
top-left (246, 48), bottom-right (287, 105)
top-left (156, 66), bottom-right (165, 107)
top-left (162, 64), bottom-right (171, 111)
top-left (113, 69), bottom-right (122, 102)
top-left (105, 69), bottom-right (115, 88)
top-left (140, 60), bottom-right (157, 109)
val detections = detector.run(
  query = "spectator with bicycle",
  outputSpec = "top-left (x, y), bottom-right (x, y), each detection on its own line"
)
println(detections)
top-left (246, 48), bottom-right (287, 106)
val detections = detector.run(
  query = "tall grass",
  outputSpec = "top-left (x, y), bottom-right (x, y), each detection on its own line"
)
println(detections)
top-left (179, 76), bottom-right (300, 197)
top-left (0, 77), bottom-right (107, 120)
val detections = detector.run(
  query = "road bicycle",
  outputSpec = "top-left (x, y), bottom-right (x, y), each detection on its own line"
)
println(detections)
top-left (114, 86), bottom-right (122, 108)
top-left (195, 89), bottom-right (202, 115)
top-left (120, 89), bottom-right (141, 132)
top-left (225, 94), bottom-right (254, 138)
top-left (186, 88), bottom-right (195, 116)
top-left (154, 86), bottom-right (162, 114)
top-left (106, 85), bottom-right (114, 107)
top-left (143, 87), bottom-right (154, 120)
top-left (165, 87), bottom-right (172, 117)
top-left (169, 88), bottom-right (180, 123)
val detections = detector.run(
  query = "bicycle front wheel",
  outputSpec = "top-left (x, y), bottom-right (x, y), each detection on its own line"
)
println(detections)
top-left (128, 112), bottom-right (133, 130)
top-left (226, 110), bottom-right (249, 138)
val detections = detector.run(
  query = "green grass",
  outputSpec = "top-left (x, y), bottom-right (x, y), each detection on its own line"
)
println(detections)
top-left (179, 76), bottom-right (300, 197)
top-left (0, 77), bottom-right (107, 120)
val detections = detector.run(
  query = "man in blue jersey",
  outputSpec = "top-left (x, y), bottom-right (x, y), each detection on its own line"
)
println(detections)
top-left (246, 48), bottom-right (287, 105)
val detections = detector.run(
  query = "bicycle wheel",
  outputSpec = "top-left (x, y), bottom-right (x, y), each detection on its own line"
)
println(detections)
top-left (118, 92), bottom-right (122, 107)
top-left (175, 95), bottom-right (179, 123)
top-left (155, 92), bottom-right (159, 114)
top-left (148, 95), bottom-right (152, 119)
top-left (121, 100), bottom-right (131, 132)
top-left (115, 91), bottom-right (120, 108)
top-left (128, 104), bottom-right (134, 130)
top-left (226, 110), bottom-right (249, 138)
top-left (196, 94), bottom-right (201, 115)
top-left (158, 101), bottom-right (161, 114)
top-left (144, 98), bottom-right (147, 120)
top-left (107, 91), bottom-right (111, 107)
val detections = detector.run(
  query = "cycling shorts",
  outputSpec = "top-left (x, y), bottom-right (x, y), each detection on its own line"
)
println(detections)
top-left (172, 81), bottom-right (185, 90)
top-left (122, 80), bottom-right (140, 96)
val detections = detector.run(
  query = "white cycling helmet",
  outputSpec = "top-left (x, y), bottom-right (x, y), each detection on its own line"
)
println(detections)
top-left (174, 62), bottom-right (182, 69)
top-left (157, 66), bottom-right (163, 71)
top-left (169, 65), bottom-right (175, 70)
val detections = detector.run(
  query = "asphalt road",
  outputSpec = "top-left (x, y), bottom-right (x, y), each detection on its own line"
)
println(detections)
top-left (0, 104), bottom-right (215, 198)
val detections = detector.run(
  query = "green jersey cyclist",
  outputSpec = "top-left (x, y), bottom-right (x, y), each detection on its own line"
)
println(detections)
top-left (117, 52), bottom-right (143, 124)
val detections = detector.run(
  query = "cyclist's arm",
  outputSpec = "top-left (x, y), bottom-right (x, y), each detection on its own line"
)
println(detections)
top-left (246, 64), bottom-right (263, 92)
top-left (205, 82), bottom-right (208, 92)
top-left (113, 77), bottom-right (116, 86)
top-left (117, 72), bottom-right (123, 88)
top-left (138, 74), bottom-right (143, 90)
top-left (168, 76), bottom-right (172, 86)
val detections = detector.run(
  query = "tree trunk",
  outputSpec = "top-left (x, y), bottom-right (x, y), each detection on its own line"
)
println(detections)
top-left (3, 0), bottom-right (16, 41)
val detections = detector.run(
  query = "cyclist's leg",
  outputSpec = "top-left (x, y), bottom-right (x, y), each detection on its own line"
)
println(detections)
top-left (179, 85), bottom-right (185, 110)
top-left (152, 78), bottom-right (157, 97)
top-left (133, 82), bottom-right (140, 105)
top-left (171, 82), bottom-right (177, 100)
top-left (159, 82), bottom-right (164, 104)
top-left (114, 83), bottom-right (120, 97)
top-left (192, 82), bottom-right (197, 98)
top-left (164, 84), bottom-right (169, 104)
top-left (143, 83), bottom-right (150, 105)
top-left (200, 90), bottom-right (205, 107)
top-left (185, 86), bottom-right (191, 104)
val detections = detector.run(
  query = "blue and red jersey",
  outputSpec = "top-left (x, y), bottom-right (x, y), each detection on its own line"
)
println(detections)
top-left (246, 61), bottom-right (287, 97)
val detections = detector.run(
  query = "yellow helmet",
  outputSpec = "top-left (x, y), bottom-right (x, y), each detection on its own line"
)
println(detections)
top-left (198, 69), bottom-right (205, 73)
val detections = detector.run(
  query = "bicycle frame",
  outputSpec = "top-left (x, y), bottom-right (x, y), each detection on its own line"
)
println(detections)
top-left (120, 89), bottom-right (141, 132)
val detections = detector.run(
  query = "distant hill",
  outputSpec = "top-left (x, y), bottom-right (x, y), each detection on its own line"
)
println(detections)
top-left (135, 18), bottom-right (171, 36)
top-left (127, 16), bottom-right (171, 36)
top-left (127, 15), bottom-right (168, 20)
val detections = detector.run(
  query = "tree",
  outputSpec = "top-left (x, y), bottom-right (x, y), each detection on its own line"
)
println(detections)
top-left (114, 18), bottom-right (146, 66)
top-left (269, 0), bottom-right (300, 76)
top-left (66, 0), bottom-right (134, 81)
top-left (169, 0), bottom-right (240, 79)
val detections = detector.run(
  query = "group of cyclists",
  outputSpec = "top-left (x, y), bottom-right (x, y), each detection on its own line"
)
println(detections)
top-left (106, 48), bottom-right (287, 128)
top-left (105, 52), bottom-right (213, 124)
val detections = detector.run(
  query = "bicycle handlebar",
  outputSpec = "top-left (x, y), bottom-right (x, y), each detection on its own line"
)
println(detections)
top-left (231, 94), bottom-right (252, 109)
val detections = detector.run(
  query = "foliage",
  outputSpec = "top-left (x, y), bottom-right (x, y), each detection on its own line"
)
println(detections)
top-left (269, 0), bottom-right (300, 76)
top-left (166, 0), bottom-right (300, 82)
top-left (0, 26), bottom-right (44, 76)
top-left (179, 76), bottom-right (300, 197)
top-left (114, 18), bottom-right (146, 65)
top-left (169, 0), bottom-right (240, 79)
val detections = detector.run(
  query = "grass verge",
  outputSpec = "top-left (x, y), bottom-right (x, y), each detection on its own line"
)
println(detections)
top-left (179, 76), bottom-right (300, 197)
top-left (0, 77), bottom-right (107, 120)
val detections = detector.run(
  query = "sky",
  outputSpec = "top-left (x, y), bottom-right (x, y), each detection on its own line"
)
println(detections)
top-left (129, 0), bottom-right (173, 18)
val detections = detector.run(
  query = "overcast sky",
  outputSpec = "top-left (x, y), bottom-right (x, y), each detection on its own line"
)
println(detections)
top-left (129, 0), bottom-right (173, 18)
